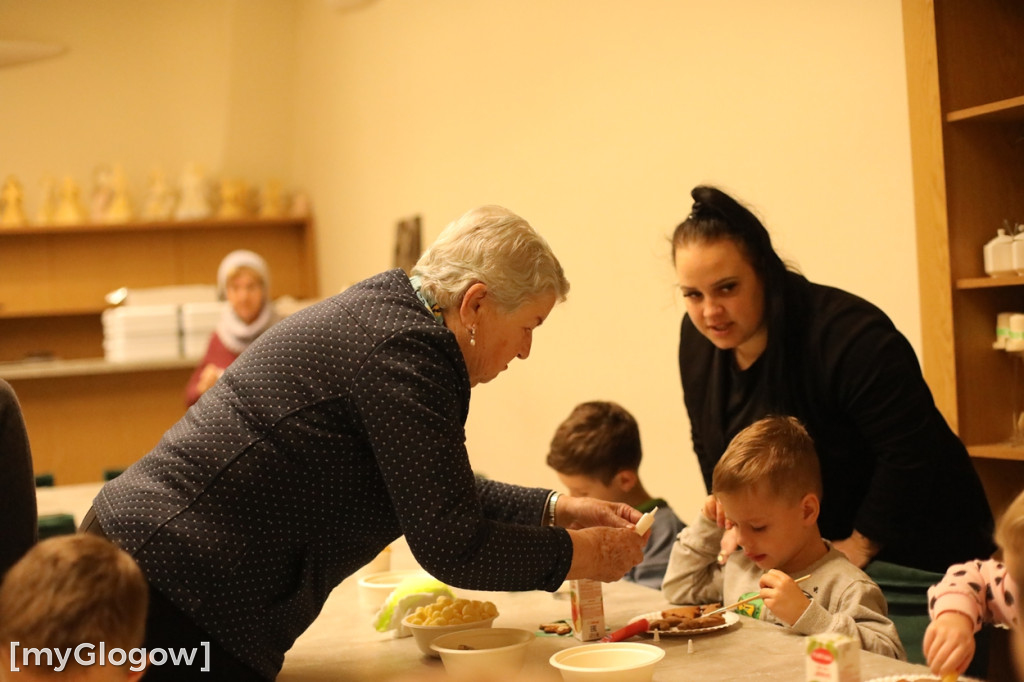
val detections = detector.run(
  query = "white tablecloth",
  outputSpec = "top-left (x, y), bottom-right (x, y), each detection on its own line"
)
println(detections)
top-left (279, 567), bottom-right (934, 681)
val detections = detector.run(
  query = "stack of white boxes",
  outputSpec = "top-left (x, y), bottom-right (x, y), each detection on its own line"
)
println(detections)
top-left (101, 285), bottom-right (220, 363)
top-left (181, 301), bottom-right (227, 359)
top-left (101, 305), bottom-right (182, 362)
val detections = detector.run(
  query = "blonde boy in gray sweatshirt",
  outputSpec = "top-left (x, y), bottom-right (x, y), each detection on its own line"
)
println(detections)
top-left (662, 416), bottom-right (905, 659)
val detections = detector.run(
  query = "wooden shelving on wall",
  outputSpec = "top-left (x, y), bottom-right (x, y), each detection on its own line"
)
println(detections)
top-left (903, 5), bottom-right (1024, 677)
top-left (0, 215), bottom-right (319, 484)
top-left (902, 0), bottom-right (1024, 524)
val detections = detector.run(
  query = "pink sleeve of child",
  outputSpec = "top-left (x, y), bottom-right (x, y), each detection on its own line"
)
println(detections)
top-left (927, 559), bottom-right (1019, 632)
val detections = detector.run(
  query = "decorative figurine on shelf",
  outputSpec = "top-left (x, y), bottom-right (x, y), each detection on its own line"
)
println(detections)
top-left (105, 164), bottom-right (134, 223)
top-left (393, 215), bottom-right (421, 275)
top-left (289, 190), bottom-right (311, 217)
top-left (175, 163), bottom-right (211, 221)
top-left (216, 179), bottom-right (249, 219)
top-left (36, 175), bottom-right (58, 225)
top-left (53, 176), bottom-right (88, 225)
top-left (0, 176), bottom-right (27, 228)
top-left (142, 167), bottom-right (175, 221)
top-left (258, 180), bottom-right (287, 218)
top-left (90, 164), bottom-right (114, 222)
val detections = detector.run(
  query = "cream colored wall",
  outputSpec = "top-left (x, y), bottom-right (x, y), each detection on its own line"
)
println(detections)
top-left (0, 0), bottom-right (296, 207)
top-left (291, 0), bottom-right (918, 522)
top-left (1, 0), bottom-right (918, 525)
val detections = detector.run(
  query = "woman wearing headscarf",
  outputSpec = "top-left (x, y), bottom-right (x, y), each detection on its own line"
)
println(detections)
top-left (184, 249), bottom-right (279, 406)
top-left (84, 205), bottom-right (646, 681)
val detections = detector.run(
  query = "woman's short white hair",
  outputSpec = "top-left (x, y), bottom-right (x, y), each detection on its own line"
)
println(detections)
top-left (412, 205), bottom-right (569, 311)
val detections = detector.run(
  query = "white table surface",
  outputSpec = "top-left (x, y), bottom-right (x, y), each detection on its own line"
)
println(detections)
top-left (33, 486), bottom-right (937, 681)
top-left (279, 564), bottom-right (935, 681)
top-left (35, 482), bottom-right (104, 528)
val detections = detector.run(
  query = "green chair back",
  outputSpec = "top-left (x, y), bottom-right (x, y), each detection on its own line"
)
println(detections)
top-left (37, 513), bottom-right (76, 540)
top-left (865, 560), bottom-right (990, 675)
top-left (103, 468), bottom-right (126, 482)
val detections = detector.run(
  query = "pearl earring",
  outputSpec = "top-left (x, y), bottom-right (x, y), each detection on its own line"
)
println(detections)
top-left (469, 327), bottom-right (476, 346)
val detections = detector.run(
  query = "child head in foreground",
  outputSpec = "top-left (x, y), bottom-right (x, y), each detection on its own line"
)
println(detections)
top-left (546, 400), bottom-right (652, 507)
top-left (712, 415), bottom-right (825, 575)
top-left (0, 535), bottom-right (148, 681)
top-left (997, 490), bottom-right (1024, 678)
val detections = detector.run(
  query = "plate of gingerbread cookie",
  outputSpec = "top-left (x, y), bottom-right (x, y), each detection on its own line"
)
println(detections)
top-left (645, 610), bottom-right (740, 636)
top-left (868, 671), bottom-right (978, 675)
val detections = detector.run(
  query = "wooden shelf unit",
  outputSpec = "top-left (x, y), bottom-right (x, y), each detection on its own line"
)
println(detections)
top-left (0, 215), bottom-right (319, 484)
top-left (903, 0), bottom-right (1024, 532)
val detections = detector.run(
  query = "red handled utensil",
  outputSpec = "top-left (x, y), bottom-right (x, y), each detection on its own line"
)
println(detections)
top-left (600, 610), bottom-right (665, 643)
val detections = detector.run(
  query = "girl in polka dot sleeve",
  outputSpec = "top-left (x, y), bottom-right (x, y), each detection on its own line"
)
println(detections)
top-left (86, 206), bottom-right (647, 682)
top-left (924, 489), bottom-right (1024, 678)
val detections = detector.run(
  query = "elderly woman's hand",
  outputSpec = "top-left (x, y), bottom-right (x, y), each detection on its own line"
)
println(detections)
top-left (565, 527), bottom-right (646, 582)
top-left (555, 495), bottom-right (642, 531)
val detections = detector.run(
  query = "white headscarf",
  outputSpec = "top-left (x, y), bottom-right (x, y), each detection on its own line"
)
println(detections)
top-left (215, 250), bottom-right (278, 354)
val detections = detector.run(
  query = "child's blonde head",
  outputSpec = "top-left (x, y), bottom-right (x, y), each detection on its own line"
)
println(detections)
top-left (0, 535), bottom-right (148, 665)
top-left (712, 416), bottom-right (822, 503)
top-left (996, 489), bottom-right (1024, 592)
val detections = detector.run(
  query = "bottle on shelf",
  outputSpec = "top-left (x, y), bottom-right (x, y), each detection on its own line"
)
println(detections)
top-left (1013, 224), bottom-right (1024, 275)
top-left (984, 226), bottom-right (1015, 277)
top-left (995, 312), bottom-right (1013, 350)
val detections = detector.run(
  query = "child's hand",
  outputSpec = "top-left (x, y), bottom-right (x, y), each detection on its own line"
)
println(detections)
top-left (923, 611), bottom-right (975, 677)
top-left (701, 495), bottom-right (737, 565)
top-left (700, 494), bottom-right (718, 523)
top-left (758, 569), bottom-right (810, 626)
top-left (197, 364), bottom-right (224, 394)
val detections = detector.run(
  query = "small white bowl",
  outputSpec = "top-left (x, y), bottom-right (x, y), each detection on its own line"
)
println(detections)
top-left (430, 627), bottom-right (534, 679)
top-left (402, 614), bottom-right (497, 657)
top-left (549, 642), bottom-right (666, 682)
top-left (356, 570), bottom-right (429, 613)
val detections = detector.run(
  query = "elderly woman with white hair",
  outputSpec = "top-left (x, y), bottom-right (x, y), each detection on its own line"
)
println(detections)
top-left (82, 205), bottom-right (647, 682)
top-left (184, 249), bottom-right (279, 406)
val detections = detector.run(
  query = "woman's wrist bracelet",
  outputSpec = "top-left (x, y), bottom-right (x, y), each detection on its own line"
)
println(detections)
top-left (546, 491), bottom-right (560, 527)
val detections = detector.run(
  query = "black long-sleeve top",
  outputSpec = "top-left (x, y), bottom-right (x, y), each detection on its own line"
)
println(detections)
top-left (94, 269), bottom-right (573, 679)
top-left (679, 272), bottom-right (994, 572)
top-left (0, 379), bottom-right (36, 577)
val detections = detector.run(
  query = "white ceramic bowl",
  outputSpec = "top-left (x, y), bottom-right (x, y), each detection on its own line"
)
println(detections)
top-left (402, 614), bottom-right (497, 657)
top-left (549, 642), bottom-right (666, 682)
top-left (430, 627), bottom-right (534, 679)
top-left (356, 569), bottom-right (430, 613)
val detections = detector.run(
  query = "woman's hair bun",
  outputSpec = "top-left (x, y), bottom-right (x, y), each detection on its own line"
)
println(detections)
top-left (689, 186), bottom-right (721, 221)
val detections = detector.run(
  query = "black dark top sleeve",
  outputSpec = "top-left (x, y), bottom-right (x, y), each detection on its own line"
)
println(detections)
top-left (0, 379), bottom-right (36, 576)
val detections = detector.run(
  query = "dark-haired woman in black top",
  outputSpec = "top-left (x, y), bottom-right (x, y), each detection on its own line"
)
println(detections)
top-left (672, 185), bottom-right (993, 573)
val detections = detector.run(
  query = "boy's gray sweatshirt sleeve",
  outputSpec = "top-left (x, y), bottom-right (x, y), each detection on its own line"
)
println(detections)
top-left (792, 577), bottom-right (907, 661)
top-left (661, 512), bottom-right (725, 605)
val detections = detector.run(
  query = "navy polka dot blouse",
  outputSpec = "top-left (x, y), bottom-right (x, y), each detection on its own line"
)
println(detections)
top-left (94, 269), bottom-right (573, 679)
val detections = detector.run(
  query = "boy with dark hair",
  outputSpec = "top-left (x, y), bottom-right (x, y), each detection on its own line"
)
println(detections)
top-left (548, 401), bottom-right (685, 589)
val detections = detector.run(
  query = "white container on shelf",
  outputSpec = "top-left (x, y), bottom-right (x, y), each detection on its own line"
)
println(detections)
top-left (1013, 227), bottom-right (1024, 274)
top-left (102, 336), bottom-right (181, 362)
top-left (1007, 314), bottom-right (1024, 352)
top-left (180, 301), bottom-right (225, 331)
top-left (101, 304), bottom-right (182, 362)
top-left (101, 304), bottom-right (180, 336)
top-left (984, 228), bottom-right (1015, 276)
top-left (995, 312), bottom-right (1014, 349)
top-left (180, 301), bottom-right (225, 358)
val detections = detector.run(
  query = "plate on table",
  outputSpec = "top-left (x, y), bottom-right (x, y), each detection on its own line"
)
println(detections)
top-left (864, 671), bottom-right (983, 675)
top-left (646, 610), bottom-right (740, 636)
